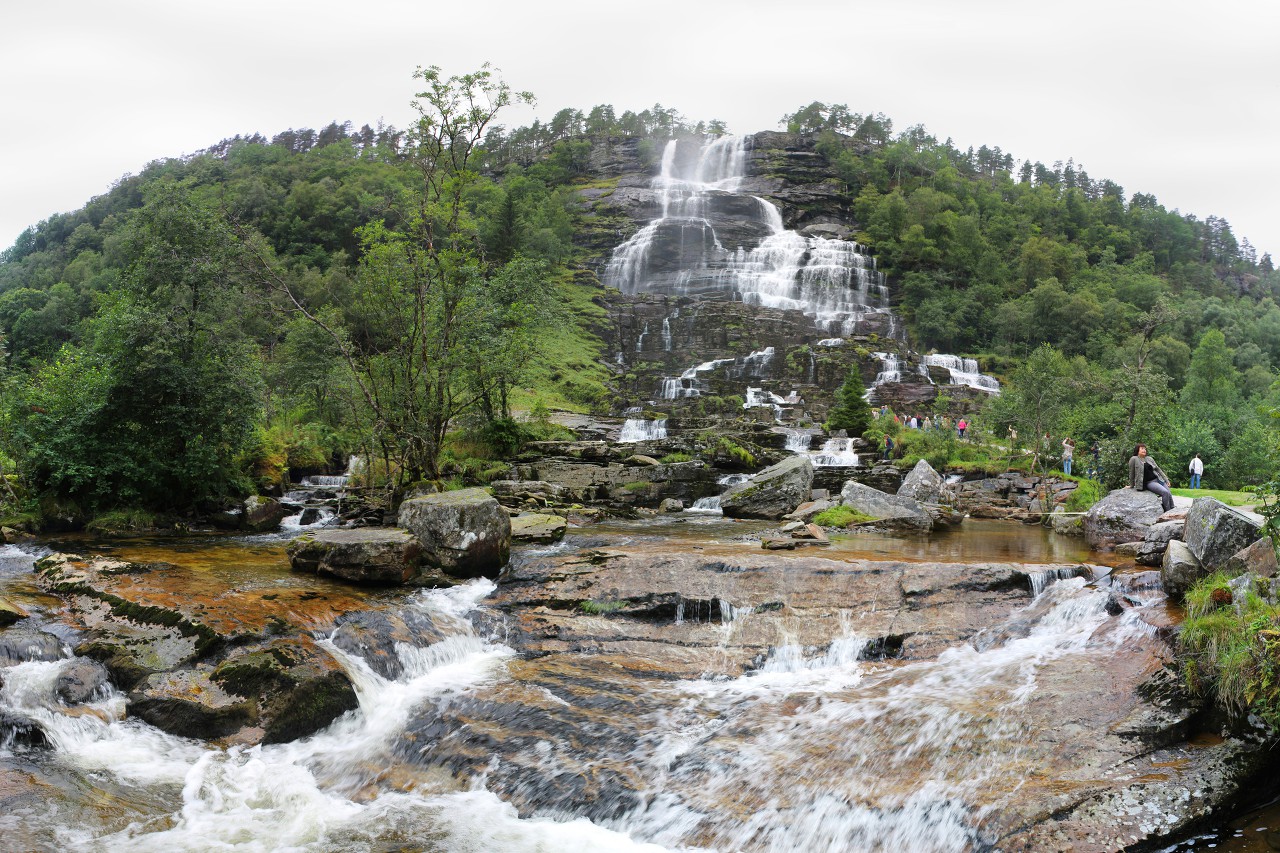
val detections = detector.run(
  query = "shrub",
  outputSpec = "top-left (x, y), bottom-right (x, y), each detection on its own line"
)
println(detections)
top-left (1064, 478), bottom-right (1103, 513)
top-left (660, 452), bottom-right (693, 464)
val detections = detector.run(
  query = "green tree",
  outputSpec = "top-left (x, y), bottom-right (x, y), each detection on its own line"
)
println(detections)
top-left (826, 368), bottom-right (872, 435)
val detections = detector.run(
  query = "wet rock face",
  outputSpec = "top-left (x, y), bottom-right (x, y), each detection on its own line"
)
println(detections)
top-left (287, 528), bottom-right (425, 586)
top-left (1162, 540), bottom-right (1205, 599)
top-left (0, 628), bottom-right (63, 667)
top-left (721, 456), bottom-right (814, 520)
top-left (398, 489), bottom-right (511, 577)
top-left (509, 514), bottom-right (568, 544)
top-left (34, 553), bottom-right (363, 746)
top-left (1084, 487), bottom-right (1165, 549)
top-left (1184, 497), bottom-right (1262, 572)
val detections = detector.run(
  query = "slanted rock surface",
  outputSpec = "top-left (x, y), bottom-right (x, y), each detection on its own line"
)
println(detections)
top-left (398, 488), bottom-right (511, 577)
top-left (1084, 488), bottom-right (1165, 550)
top-left (1184, 497), bottom-right (1262, 572)
top-left (720, 456), bottom-right (814, 520)
top-left (0, 596), bottom-right (28, 627)
top-left (1225, 537), bottom-right (1279, 578)
top-left (510, 514), bottom-right (568, 544)
top-left (839, 480), bottom-right (933, 530)
top-left (287, 528), bottom-right (426, 586)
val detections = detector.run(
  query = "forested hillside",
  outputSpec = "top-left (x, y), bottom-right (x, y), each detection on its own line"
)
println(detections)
top-left (0, 69), bottom-right (1276, 528)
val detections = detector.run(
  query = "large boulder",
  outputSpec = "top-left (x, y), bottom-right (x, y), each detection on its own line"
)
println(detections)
top-left (1162, 540), bottom-right (1205, 599)
top-left (398, 488), bottom-right (511, 577)
top-left (1184, 498), bottom-right (1262, 572)
top-left (1083, 488), bottom-right (1165, 550)
top-left (1225, 538), bottom-right (1279, 578)
top-left (721, 457), bottom-right (814, 520)
top-left (55, 659), bottom-right (110, 704)
top-left (839, 481), bottom-right (933, 531)
top-left (287, 528), bottom-right (426, 586)
top-left (241, 496), bottom-right (290, 533)
top-left (897, 459), bottom-right (946, 505)
top-left (0, 628), bottom-right (63, 667)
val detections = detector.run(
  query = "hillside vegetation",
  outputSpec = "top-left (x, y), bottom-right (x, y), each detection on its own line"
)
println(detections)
top-left (0, 72), bottom-right (1277, 526)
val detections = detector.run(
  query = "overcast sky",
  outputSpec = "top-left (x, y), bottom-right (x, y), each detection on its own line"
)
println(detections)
top-left (3, 0), bottom-right (1277, 259)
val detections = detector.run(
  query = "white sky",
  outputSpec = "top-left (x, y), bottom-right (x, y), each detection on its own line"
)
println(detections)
top-left (2, 0), bottom-right (1277, 258)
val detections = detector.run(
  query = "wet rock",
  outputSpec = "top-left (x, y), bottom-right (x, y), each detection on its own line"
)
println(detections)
top-left (1135, 519), bottom-right (1186, 566)
top-left (54, 659), bottom-right (109, 704)
top-left (398, 488), bottom-right (511, 577)
top-left (1084, 487), bottom-right (1165, 550)
top-left (1162, 539), bottom-right (1205, 599)
top-left (1049, 506), bottom-right (1083, 536)
top-left (510, 513), bottom-right (568, 544)
top-left (298, 507), bottom-right (323, 526)
top-left (1225, 537), bottom-right (1279, 578)
top-left (0, 596), bottom-right (28, 627)
top-left (330, 609), bottom-right (446, 680)
top-left (287, 528), bottom-right (425, 586)
top-left (783, 498), bottom-right (836, 522)
top-left (721, 456), bottom-right (814, 520)
top-left (130, 668), bottom-right (256, 739)
top-left (839, 480), bottom-right (933, 531)
top-left (0, 628), bottom-right (63, 667)
top-left (897, 459), bottom-right (946, 504)
top-left (242, 495), bottom-right (290, 533)
top-left (621, 455), bottom-right (660, 466)
top-left (658, 498), bottom-right (684, 513)
top-left (1184, 497), bottom-right (1262, 572)
top-left (0, 712), bottom-right (49, 748)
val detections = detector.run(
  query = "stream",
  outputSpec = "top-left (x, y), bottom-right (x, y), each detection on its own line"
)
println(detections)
top-left (0, 520), bottom-right (1269, 851)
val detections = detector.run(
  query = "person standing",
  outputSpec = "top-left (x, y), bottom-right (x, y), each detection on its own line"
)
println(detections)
top-left (957, 418), bottom-right (967, 439)
top-left (883, 434), bottom-right (895, 461)
top-left (1189, 453), bottom-right (1204, 490)
top-left (1088, 441), bottom-right (1101, 480)
top-left (1062, 437), bottom-right (1075, 477)
top-left (1128, 444), bottom-right (1174, 512)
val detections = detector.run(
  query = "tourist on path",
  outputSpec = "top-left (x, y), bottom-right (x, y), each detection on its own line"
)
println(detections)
top-left (957, 418), bottom-right (967, 439)
top-left (1128, 444), bottom-right (1174, 512)
top-left (1062, 437), bottom-right (1075, 477)
top-left (1189, 453), bottom-right (1204, 490)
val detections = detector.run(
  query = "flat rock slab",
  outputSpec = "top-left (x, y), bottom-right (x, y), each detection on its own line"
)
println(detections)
top-left (510, 514), bottom-right (568, 544)
top-left (288, 528), bottom-right (425, 586)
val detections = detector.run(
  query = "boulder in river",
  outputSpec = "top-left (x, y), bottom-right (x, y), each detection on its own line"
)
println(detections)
top-left (54, 659), bottom-right (109, 705)
top-left (287, 528), bottom-right (426, 586)
top-left (720, 456), bottom-right (814, 520)
top-left (839, 480), bottom-right (933, 530)
top-left (242, 495), bottom-right (290, 532)
top-left (0, 596), bottom-right (28, 627)
top-left (1184, 497), bottom-right (1262, 572)
top-left (1083, 487), bottom-right (1165, 550)
top-left (398, 488), bottom-right (511, 577)
top-left (509, 513), bottom-right (568, 544)
top-left (0, 628), bottom-right (63, 667)
top-left (896, 459), bottom-right (946, 504)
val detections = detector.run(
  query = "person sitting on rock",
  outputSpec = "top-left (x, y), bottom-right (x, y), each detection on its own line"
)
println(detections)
top-left (1128, 443), bottom-right (1174, 512)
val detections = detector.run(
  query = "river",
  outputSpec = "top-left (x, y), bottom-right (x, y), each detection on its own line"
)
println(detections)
top-left (0, 519), bottom-right (1267, 851)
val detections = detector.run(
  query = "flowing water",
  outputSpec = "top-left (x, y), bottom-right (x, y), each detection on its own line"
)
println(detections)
top-left (0, 515), bottom-right (1175, 851)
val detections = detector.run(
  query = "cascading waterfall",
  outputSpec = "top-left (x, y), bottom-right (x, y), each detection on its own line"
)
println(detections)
top-left (605, 135), bottom-right (895, 340)
top-left (872, 352), bottom-right (902, 386)
top-left (619, 418), bottom-right (668, 443)
top-left (808, 437), bottom-right (860, 467)
top-left (923, 354), bottom-right (1001, 394)
top-left (689, 473), bottom-right (751, 512)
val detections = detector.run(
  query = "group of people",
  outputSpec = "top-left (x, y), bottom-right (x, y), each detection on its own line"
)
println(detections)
top-left (873, 406), bottom-right (969, 439)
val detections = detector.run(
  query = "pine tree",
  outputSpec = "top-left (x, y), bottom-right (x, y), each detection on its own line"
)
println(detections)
top-left (826, 368), bottom-right (872, 435)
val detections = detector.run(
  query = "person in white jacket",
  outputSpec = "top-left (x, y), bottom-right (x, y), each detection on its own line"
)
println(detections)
top-left (1189, 453), bottom-right (1204, 489)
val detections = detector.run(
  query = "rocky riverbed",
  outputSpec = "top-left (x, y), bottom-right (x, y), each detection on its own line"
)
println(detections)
top-left (0, 519), bottom-right (1274, 851)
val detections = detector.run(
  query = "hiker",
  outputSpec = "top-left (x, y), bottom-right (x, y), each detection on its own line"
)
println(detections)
top-left (883, 434), bottom-right (895, 461)
top-left (1062, 437), bottom-right (1075, 477)
top-left (1128, 444), bottom-right (1174, 512)
top-left (1189, 453), bottom-right (1203, 489)
top-left (957, 418), bottom-right (967, 439)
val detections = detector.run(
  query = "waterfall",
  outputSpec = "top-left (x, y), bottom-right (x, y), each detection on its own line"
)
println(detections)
top-left (782, 429), bottom-right (813, 453)
top-left (635, 322), bottom-right (649, 352)
top-left (923, 354), bottom-right (1001, 394)
top-left (872, 352), bottom-right (902, 385)
top-left (689, 473), bottom-right (751, 513)
top-left (809, 438), bottom-right (860, 467)
top-left (604, 136), bottom-right (896, 340)
top-left (661, 317), bottom-right (672, 351)
top-left (619, 418), bottom-right (668, 443)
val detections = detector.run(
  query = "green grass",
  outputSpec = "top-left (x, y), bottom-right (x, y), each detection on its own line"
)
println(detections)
top-left (579, 600), bottom-right (626, 615)
top-left (1180, 570), bottom-right (1280, 726)
top-left (84, 508), bottom-right (159, 535)
top-left (1064, 477), bottom-right (1104, 513)
top-left (813, 505), bottom-right (876, 528)
top-left (659, 453), bottom-right (693, 464)
top-left (509, 268), bottom-right (612, 414)
top-left (1170, 488), bottom-right (1256, 507)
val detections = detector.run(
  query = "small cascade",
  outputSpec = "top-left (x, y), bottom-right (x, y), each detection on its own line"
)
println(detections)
top-left (923, 354), bottom-right (1001, 394)
top-left (618, 418), bottom-right (668, 443)
top-left (635, 322), bottom-right (649, 352)
top-left (689, 473), bottom-right (751, 513)
top-left (817, 338), bottom-right (845, 347)
top-left (1027, 566), bottom-right (1092, 597)
top-left (808, 438), bottom-right (860, 468)
top-left (782, 428), bottom-right (813, 453)
top-left (661, 317), bottom-right (672, 351)
top-left (733, 346), bottom-right (775, 379)
top-left (301, 474), bottom-right (349, 488)
top-left (872, 352), bottom-right (902, 385)
top-left (807, 350), bottom-right (817, 384)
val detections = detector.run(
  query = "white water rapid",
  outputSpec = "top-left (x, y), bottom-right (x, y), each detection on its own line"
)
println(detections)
top-left (619, 418), bottom-right (669, 443)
